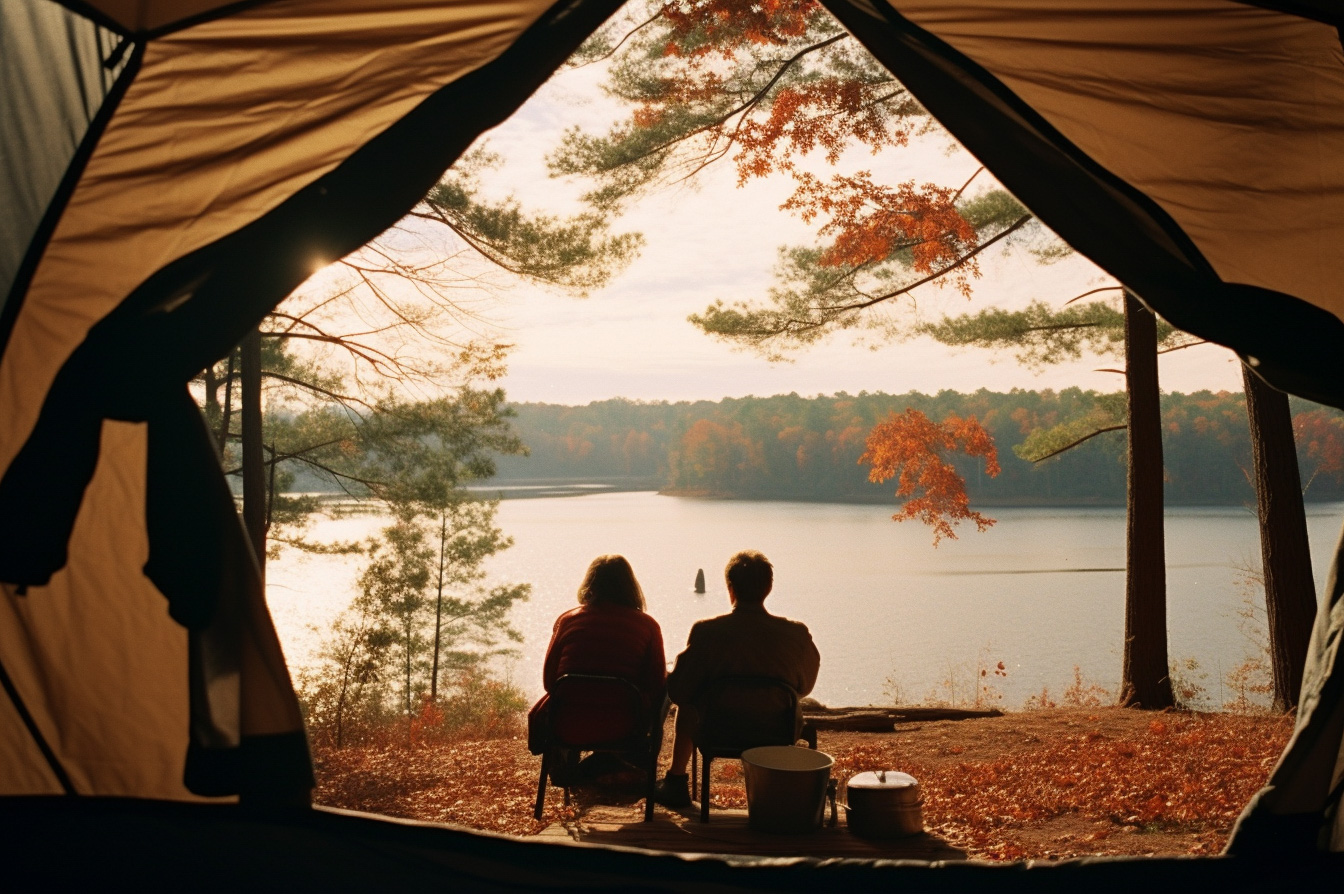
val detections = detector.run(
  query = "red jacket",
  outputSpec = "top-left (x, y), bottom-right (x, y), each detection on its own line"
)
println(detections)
top-left (529, 604), bottom-right (666, 751)
top-left (542, 603), bottom-right (666, 702)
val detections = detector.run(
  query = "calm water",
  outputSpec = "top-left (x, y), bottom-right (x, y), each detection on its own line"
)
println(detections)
top-left (266, 493), bottom-right (1344, 708)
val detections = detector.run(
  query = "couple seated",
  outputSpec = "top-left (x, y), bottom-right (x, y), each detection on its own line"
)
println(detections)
top-left (529, 550), bottom-right (819, 818)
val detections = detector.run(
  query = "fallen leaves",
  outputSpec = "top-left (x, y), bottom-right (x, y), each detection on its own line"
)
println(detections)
top-left (311, 708), bottom-right (1293, 862)
top-left (314, 735), bottom-right (557, 836)
top-left (826, 710), bottom-right (1293, 860)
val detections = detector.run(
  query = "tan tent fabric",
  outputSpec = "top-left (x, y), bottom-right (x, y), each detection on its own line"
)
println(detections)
top-left (73, 1), bottom-right (246, 34)
top-left (0, 0), bottom-right (557, 798)
top-left (0, 423), bottom-right (194, 797)
top-left (2, 0), bottom-right (555, 473)
top-left (889, 0), bottom-right (1344, 325)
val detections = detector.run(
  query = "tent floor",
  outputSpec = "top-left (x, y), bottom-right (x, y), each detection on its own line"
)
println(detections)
top-left (541, 802), bottom-right (967, 860)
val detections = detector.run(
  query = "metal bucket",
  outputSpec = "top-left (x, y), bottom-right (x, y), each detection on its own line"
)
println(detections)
top-left (843, 770), bottom-right (923, 838)
top-left (740, 746), bottom-right (834, 834)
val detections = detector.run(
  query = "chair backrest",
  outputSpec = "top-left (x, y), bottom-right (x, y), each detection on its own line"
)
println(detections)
top-left (546, 674), bottom-right (647, 749)
top-left (692, 675), bottom-right (799, 753)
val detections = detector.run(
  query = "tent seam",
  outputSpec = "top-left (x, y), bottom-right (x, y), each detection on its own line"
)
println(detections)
top-left (0, 39), bottom-right (144, 361)
top-left (0, 653), bottom-right (75, 794)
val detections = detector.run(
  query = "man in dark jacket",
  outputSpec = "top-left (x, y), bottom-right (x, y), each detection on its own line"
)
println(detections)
top-left (655, 550), bottom-right (820, 808)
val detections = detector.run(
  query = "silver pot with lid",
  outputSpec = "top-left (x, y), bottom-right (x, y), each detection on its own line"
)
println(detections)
top-left (843, 770), bottom-right (923, 838)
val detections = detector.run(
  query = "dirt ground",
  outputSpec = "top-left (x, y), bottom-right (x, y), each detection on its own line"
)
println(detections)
top-left (313, 706), bottom-right (1294, 862)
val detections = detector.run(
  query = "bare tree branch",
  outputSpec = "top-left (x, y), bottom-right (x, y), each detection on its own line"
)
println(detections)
top-left (1064, 286), bottom-right (1123, 306)
top-left (568, 7), bottom-right (667, 68)
top-left (758, 214), bottom-right (1034, 337)
top-left (1028, 424), bottom-right (1127, 463)
top-left (612, 32), bottom-right (849, 171)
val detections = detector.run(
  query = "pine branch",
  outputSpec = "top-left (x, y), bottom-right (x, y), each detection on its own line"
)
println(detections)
top-left (1025, 424), bottom-right (1127, 463)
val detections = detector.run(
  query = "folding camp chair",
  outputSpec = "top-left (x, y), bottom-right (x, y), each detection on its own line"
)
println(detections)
top-left (533, 674), bottom-right (660, 822)
top-left (689, 675), bottom-right (817, 823)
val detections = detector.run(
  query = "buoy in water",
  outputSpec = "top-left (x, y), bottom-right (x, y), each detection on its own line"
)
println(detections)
top-left (693, 568), bottom-right (706, 594)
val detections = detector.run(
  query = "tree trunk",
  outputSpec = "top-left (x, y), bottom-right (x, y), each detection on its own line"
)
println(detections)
top-left (240, 327), bottom-right (267, 583)
top-left (404, 618), bottom-right (414, 730)
top-left (1242, 365), bottom-right (1318, 710)
top-left (430, 512), bottom-right (447, 702)
top-left (203, 365), bottom-right (220, 452)
top-left (1121, 292), bottom-right (1174, 708)
top-left (218, 349), bottom-right (235, 455)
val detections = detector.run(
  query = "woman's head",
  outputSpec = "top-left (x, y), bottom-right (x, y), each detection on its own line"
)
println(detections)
top-left (578, 554), bottom-right (645, 610)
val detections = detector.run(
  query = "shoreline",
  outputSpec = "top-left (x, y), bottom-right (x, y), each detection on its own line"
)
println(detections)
top-left (283, 484), bottom-right (1344, 511)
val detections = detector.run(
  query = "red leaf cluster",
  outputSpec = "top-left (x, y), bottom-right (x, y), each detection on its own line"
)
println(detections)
top-left (783, 173), bottom-right (981, 294)
top-left (735, 81), bottom-right (916, 180)
top-left (661, 0), bottom-right (819, 56)
top-left (860, 409), bottom-right (1000, 545)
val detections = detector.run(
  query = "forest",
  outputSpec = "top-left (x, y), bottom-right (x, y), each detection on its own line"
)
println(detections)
top-left (490, 389), bottom-right (1344, 506)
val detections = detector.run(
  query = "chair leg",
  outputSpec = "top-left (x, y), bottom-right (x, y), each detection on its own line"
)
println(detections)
top-left (699, 754), bottom-right (712, 823)
top-left (534, 752), bottom-right (549, 820)
top-left (644, 745), bottom-right (657, 822)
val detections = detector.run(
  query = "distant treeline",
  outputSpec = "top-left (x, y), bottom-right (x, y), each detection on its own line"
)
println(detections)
top-left (492, 389), bottom-right (1344, 506)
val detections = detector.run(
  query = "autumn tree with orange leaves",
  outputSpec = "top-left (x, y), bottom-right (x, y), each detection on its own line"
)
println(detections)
top-left (553, 0), bottom-right (1041, 539)
top-left (551, 0), bottom-right (1041, 355)
top-left (861, 410), bottom-right (1000, 546)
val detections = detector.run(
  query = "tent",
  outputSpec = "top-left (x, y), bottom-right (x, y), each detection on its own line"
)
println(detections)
top-left (2, 0), bottom-right (1341, 887)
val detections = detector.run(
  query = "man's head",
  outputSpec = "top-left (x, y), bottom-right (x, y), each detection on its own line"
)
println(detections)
top-left (724, 550), bottom-right (772, 605)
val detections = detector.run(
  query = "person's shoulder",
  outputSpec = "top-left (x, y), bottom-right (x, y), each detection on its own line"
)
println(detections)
top-left (685, 612), bottom-right (731, 638)
top-left (769, 612), bottom-right (814, 636)
top-left (617, 605), bottom-right (663, 633)
top-left (554, 605), bottom-right (585, 627)
top-left (637, 609), bottom-right (663, 632)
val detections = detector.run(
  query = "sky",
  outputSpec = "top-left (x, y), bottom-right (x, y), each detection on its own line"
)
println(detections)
top-left (403, 41), bottom-right (1249, 407)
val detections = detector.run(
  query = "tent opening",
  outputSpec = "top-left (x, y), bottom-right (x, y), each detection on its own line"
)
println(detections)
top-left (4, 0), bottom-right (1343, 883)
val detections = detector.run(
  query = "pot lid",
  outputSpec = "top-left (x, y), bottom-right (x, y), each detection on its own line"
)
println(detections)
top-left (848, 770), bottom-right (918, 790)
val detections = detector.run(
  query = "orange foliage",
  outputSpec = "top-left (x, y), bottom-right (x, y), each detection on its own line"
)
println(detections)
top-left (630, 1), bottom-right (980, 289)
top-left (735, 80), bottom-right (914, 178)
top-left (1295, 410), bottom-right (1344, 493)
top-left (860, 409), bottom-right (1000, 545)
top-left (784, 173), bottom-right (981, 295)
top-left (408, 696), bottom-right (444, 747)
top-left (661, 0), bottom-right (818, 57)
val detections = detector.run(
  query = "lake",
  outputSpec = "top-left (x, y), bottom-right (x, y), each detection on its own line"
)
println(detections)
top-left (265, 492), bottom-right (1344, 709)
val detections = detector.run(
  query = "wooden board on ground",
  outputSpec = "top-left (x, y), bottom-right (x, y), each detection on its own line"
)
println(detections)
top-left (803, 705), bottom-right (1004, 732)
top-left (540, 804), bottom-right (966, 861)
